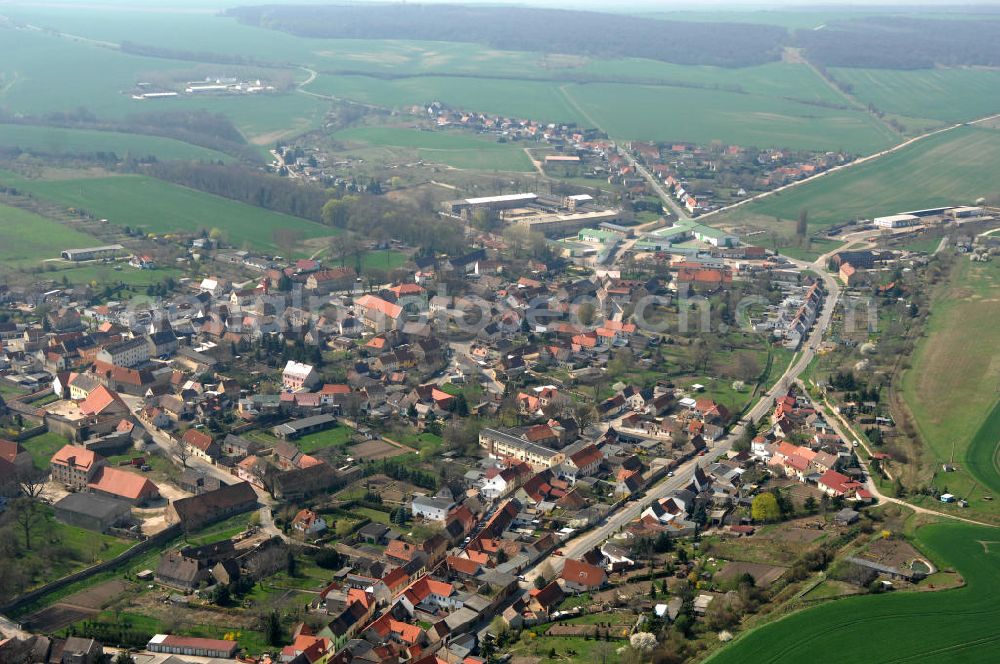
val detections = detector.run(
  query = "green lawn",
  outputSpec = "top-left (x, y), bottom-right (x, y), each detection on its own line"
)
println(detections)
top-left (510, 634), bottom-right (622, 661)
top-left (7, 506), bottom-right (134, 597)
top-left (21, 430), bottom-right (73, 470)
top-left (777, 238), bottom-right (845, 262)
top-left (183, 512), bottom-right (258, 547)
top-left (335, 126), bottom-right (534, 172)
top-left (0, 204), bottom-right (100, 266)
top-left (79, 609), bottom-right (269, 656)
top-left (718, 125), bottom-right (1000, 230)
top-left (900, 259), bottom-right (1000, 500)
top-left (0, 171), bottom-right (336, 254)
top-left (390, 431), bottom-right (443, 454)
top-left (46, 264), bottom-right (185, 289)
top-left (896, 234), bottom-right (946, 254)
top-left (707, 522), bottom-right (1000, 663)
top-left (293, 425), bottom-right (353, 453)
top-left (0, 382), bottom-right (29, 398)
top-left (352, 506), bottom-right (392, 525)
top-left (0, 123), bottom-right (231, 161)
top-left (360, 248), bottom-right (409, 272)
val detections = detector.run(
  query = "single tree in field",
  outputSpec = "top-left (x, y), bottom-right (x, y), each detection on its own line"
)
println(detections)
top-left (751, 492), bottom-right (781, 522)
top-left (14, 467), bottom-right (47, 549)
top-left (273, 228), bottom-right (304, 260)
top-left (796, 209), bottom-right (809, 245)
top-left (264, 610), bottom-right (282, 646)
top-left (176, 439), bottom-right (192, 468)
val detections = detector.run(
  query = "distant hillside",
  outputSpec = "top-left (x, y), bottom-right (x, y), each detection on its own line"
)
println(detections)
top-left (230, 4), bottom-right (1000, 72)
top-left (226, 4), bottom-right (787, 68)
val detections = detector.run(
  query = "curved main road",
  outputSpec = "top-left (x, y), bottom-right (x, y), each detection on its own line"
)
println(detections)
top-left (525, 250), bottom-right (844, 583)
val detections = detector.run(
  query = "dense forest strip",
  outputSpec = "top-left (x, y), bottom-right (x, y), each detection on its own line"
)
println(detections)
top-left (230, 4), bottom-right (1000, 71)
top-left (794, 17), bottom-right (1000, 69)
top-left (227, 4), bottom-right (786, 68)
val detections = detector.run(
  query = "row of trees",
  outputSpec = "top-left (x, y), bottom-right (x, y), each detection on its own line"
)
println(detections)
top-left (0, 107), bottom-right (258, 162)
top-left (142, 161), bottom-right (332, 222)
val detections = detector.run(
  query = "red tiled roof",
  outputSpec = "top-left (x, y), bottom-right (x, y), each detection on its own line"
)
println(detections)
top-left (382, 566), bottom-right (410, 592)
top-left (51, 444), bottom-right (100, 471)
top-left (389, 283), bottom-right (424, 296)
top-left (356, 294), bottom-right (403, 319)
top-left (818, 469), bottom-right (852, 494)
top-left (0, 439), bottom-right (26, 464)
top-left (569, 444), bottom-right (602, 469)
top-left (447, 556), bottom-right (481, 576)
top-left (560, 558), bottom-right (606, 589)
top-left (79, 385), bottom-right (125, 416)
top-left (182, 428), bottom-right (214, 452)
top-left (88, 466), bottom-right (158, 501)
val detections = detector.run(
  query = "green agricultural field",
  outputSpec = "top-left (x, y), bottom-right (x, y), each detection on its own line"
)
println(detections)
top-left (310, 72), bottom-right (894, 152)
top-left (0, 123), bottom-right (230, 161)
top-left (707, 523), bottom-right (1000, 664)
top-left (0, 27), bottom-right (188, 119)
top-left (900, 259), bottom-right (1000, 499)
top-left (309, 75), bottom-right (588, 124)
top-left (169, 93), bottom-right (330, 148)
top-left (0, 204), bottom-right (100, 266)
top-left (564, 83), bottom-right (897, 152)
top-left (717, 125), bottom-right (1000, 230)
top-left (0, 171), bottom-right (335, 254)
top-left (577, 60), bottom-right (845, 106)
top-left (334, 126), bottom-right (534, 172)
top-left (831, 67), bottom-right (1000, 123)
top-left (0, 26), bottom-right (325, 146)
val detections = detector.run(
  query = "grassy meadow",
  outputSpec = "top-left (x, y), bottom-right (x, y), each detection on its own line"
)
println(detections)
top-left (715, 125), bottom-right (1000, 230)
top-left (708, 522), bottom-right (1000, 664)
top-left (0, 203), bottom-right (100, 265)
top-left (0, 170), bottom-right (335, 254)
top-left (900, 259), bottom-right (1000, 500)
top-left (334, 126), bottom-right (534, 171)
top-left (0, 123), bottom-right (230, 161)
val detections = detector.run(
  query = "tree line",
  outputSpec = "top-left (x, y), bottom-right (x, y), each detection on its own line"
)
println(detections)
top-left (0, 107), bottom-right (260, 162)
top-left (139, 160), bottom-right (331, 221)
